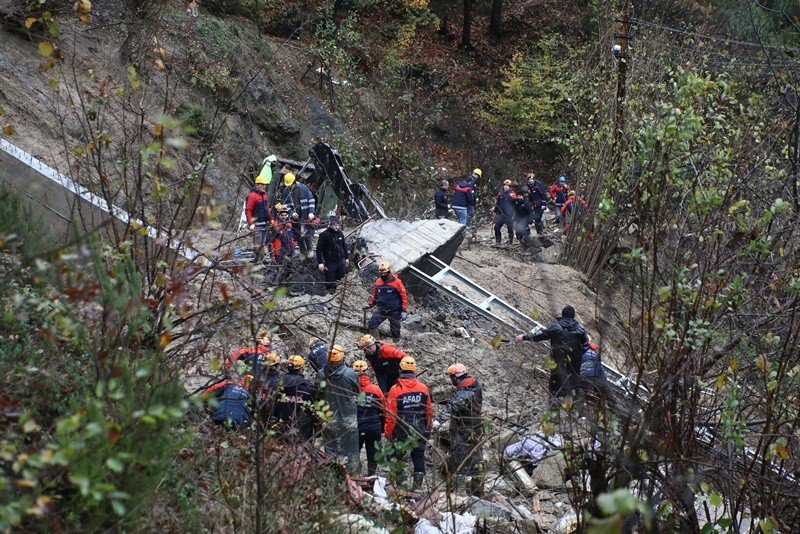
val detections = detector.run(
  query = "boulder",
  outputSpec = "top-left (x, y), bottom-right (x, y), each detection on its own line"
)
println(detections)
top-left (530, 452), bottom-right (566, 489)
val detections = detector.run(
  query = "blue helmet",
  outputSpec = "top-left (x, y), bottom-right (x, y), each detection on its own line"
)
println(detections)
top-left (558, 176), bottom-right (567, 184)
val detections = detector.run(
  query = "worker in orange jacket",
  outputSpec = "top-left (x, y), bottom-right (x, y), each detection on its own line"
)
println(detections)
top-left (364, 260), bottom-right (409, 342)
top-left (353, 360), bottom-right (386, 476)
top-left (356, 334), bottom-right (408, 394)
top-left (384, 356), bottom-right (432, 490)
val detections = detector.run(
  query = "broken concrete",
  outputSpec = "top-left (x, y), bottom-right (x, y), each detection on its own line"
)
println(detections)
top-left (530, 452), bottom-right (567, 490)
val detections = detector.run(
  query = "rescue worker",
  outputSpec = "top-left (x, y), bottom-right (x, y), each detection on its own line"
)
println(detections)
top-left (318, 345), bottom-right (360, 473)
top-left (256, 352), bottom-right (283, 427)
top-left (269, 203), bottom-right (295, 265)
top-left (364, 261), bottom-right (408, 342)
top-left (384, 356), bottom-right (433, 490)
top-left (356, 334), bottom-right (408, 394)
top-left (433, 363), bottom-right (484, 493)
top-left (527, 173), bottom-right (549, 237)
top-left (493, 179), bottom-right (515, 245)
top-left (515, 305), bottom-right (589, 399)
top-left (245, 175), bottom-right (272, 262)
top-left (512, 185), bottom-right (540, 252)
top-left (225, 332), bottom-right (271, 376)
top-left (578, 336), bottom-right (610, 405)
top-left (315, 216), bottom-right (349, 292)
top-left (451, 176), bottom-right (474, 225)
top-left (307, 337), bottom-right (328, 372)
top-left (434, 179), bottom-right (450, 219)
top-left (353, 360), bottom-right (386, 476)
top-left (281, 172), bottom-right (317, 259)
top-left (274, 355), bottom-right (317, 442)
top-left (561, 190), bottom-right (589, 233)
top-left (467, 168), bottom-right (481, 224)
top-left (204, 374), bottom-right (253, 431)
top-left (549, 176), bottom-right (569, 224)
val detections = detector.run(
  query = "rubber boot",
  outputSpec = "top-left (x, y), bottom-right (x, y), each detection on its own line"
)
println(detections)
top-left (412, 472), bottom-right (425, 491)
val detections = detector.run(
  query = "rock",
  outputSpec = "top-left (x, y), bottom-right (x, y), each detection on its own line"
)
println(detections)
top-left (404, 313), bottom-right (426, 331)
top-left (553, 512), bottom-right (578, 534)
top-left (415, 511), bottom-right (476, 534)
top-left (531, 512), bottom-right (558, 531)
top-left (506, 460), bottom-right (536, 494)
top-left (454, 327), bottom-right (470, 339)
top-left (530, 452), bottom-right (566, 489)
top-left (466, 498), bottom-right (515, 520)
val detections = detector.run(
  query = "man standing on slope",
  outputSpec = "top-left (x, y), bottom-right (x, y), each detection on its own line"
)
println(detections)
top-left (515, 305), bottom-right (589, 399)
top-left (245, 175), bottom-right (272, 262)
top-left (281, 172), bottom-right (317, 259)
top-left (434, 179), bottom-right (450, 219)
top-left (356, 334), bottom-right (408, 394)
top-left (318, 345), bottom-right (360, 473)
top-left (315, 216), bottom-right (349, 292)
top-left (364, 261), bottom-right (408, 343)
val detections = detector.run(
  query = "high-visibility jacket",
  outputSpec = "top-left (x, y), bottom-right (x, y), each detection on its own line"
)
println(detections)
top-left (385, 372), bottom-right (432, 441)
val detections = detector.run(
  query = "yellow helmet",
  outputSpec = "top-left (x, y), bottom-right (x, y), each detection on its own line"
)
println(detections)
top-left (400, 356), bottom-right (416, 372)
top-left (473, 168), bottom-right (482, 177)
top-left (283, 172), bottom-right (296, 186)
top-left (286, 355), bottom-right (305, 370)
top-left (328, 344), bottom-right (346, 363)
top-left (242, 374), bottom-right (254, 387)
top-left (265, 352), bottom-right (281, 366)
top-left (445, 363), bottom-right (468, 378)
top-left (377, 261), bottom-right (391, 274)
top-left (352, 360), bottom-right (369, 374)
top-left (275, 203), bottom-right (289, 214)
top-left (255, 175), bottom-right (268, 185)
top-left (356, 334), bottom-right (376, 350)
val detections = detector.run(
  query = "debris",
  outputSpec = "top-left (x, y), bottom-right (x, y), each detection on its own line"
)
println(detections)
top-left (465, 498), bottom-right (515, 520)
top-left (415, 512), bottom-right (477, 534)
top-left (332, 513), bottom-right (390, 534)
top-left (530, 452), bottom-right (567, 489)
top-left (554, 512), bottom-right (578, 533)
top-left (506, 460), bottom-right (536, 494)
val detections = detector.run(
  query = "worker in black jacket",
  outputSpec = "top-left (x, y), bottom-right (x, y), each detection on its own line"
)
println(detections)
top-left (434, 179), bottom-right (450, 219)
top-left (316, 217), bottom-right (349, 292)
top-left (515, 305), bottom-right (589, 398)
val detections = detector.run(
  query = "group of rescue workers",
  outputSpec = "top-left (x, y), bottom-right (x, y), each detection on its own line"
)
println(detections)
top-left (434, 170), bottom-right (588, 253)
top-left (209, 168), bottom-right (605, 493)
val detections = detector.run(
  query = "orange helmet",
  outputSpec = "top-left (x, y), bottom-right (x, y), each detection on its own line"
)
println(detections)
top-left (265, 352), bottom-right (281, 366)
top-left (286, 355), bottom-right (305, 370)
top-left (328, 344), bottom-right (346, 363)
top-left (400, 356), bottom-right (416, 372)
top-left (352, 360), bottom-right (369, 374)
top-left (356, 334), bottom-right (376, 350)
top-left (445, 363), bottom-right (468, 378)
top-left (242, 374), bottom-right (254, 387)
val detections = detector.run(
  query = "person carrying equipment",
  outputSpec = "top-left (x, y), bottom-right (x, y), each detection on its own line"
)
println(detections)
top-left (356, 334), bottom-right (408, 394)
top-left (274, 355), bottom-right (317, 442)
top-left (433, 363), bottom-right (484, 493)
top-left (364, 261), bottom-right (408, 342)
top-left (384, 356), bottom-right (432, 490)
top-left (245, 175), bottom-right (272, 262)
top-left (515, 305), bottom-right (589, 399)
top-left (318, 345), bottom-right (360, 473)
top-left (353, 360), bottom-right (386, 476)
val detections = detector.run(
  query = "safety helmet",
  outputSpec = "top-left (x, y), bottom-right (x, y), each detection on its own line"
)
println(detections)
top-left (265, 352), bottom-right (281, 366)
top-left (503, 179), bottom-right (512, 186)
top-left (328, 344), bottom-right (346, 363)
top-left (445, 363), bottom-right (468, 378)
top-left (275, 203), bottom-right (290, 214)
top-left (255, 175), bottom-right (268, 185)
top-left (258, 332), bottom-right (271, 345)
top-left (400, 356), bottom-right (416, 372)
top-left (352, 360), bottom-right (369, 374)
top-left (308, 337), bottom-right (324, 347)
top-left (283, 172), bottom-right (296, 186)
top-left (242, 374), bottom-right (254, 387)
top-left (473, 168), bottom-right (482, 177)
top-left (286, 355), bottom-right (305, 370)
top-left (558, 176), bottom-right (567, 184)
top-left (357, 334), bottom-right (376, 350)
top-left (568, 190), bottom-right (576, 197)
top-left (378, 261), bottom-right (391, 274)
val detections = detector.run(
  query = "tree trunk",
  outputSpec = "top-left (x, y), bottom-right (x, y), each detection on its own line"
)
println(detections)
top-left (461, 0), bottom-right (472, 49)
top-left (489, 0), bottom-right (503, 37)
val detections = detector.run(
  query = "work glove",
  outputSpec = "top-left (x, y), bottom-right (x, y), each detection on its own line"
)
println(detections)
top-left (432, 420), bottom-right (441, 431)
top-left (401, 312), bottom-right (408, 321)
top-left (248, 224), bottom-right (255, 231)
top-left (291, 213), bottom-right (299, 221)
top-left (308, 213), bottom-right (315, 220)
top-left (318, 263), bottom-right (326, 273)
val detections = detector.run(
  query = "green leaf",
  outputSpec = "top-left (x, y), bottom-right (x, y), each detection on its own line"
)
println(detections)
top-left (38, 41), bottom-right (54, 57)
top-left (709, 491), bottom-right (723, 507)
top-left (106, 458), bottom-right (124, 473)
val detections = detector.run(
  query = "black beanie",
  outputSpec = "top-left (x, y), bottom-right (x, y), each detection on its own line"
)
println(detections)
top-left (561, 305), bottom-right (576, 319)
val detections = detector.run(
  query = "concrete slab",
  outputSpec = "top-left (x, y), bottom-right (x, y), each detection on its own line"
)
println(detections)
top-left (358, 218), bottom-right (464, 273)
